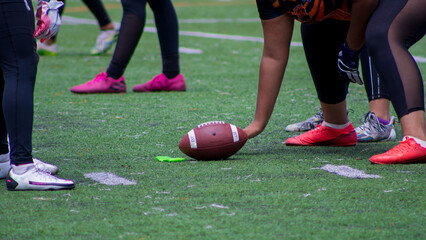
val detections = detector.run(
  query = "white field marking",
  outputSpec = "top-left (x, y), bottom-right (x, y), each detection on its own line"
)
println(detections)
top-left (179, 47), bottom-right (203, 54)
top-left (62, 16), bottom-right (301, 47)
top-left (61, 16), bottom-right (426, 60)
top-left (84, 172), bottom-right (137, 185)
top-left (414, 56), bottom-right (426, 63)
top-left (319, 164), bottom-right (382, 179)
top-left (210, 203), bottom-right (229, 209)
top-left (33, 197), bottom-right (56, 201)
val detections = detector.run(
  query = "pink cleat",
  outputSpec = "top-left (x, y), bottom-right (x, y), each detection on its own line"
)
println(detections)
top-left (70, 72), bottom-right (126, 94)
top-left (132, 73), bottom-right (186, 92)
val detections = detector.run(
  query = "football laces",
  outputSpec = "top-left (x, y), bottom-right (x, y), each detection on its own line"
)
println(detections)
top-left (197, 121), bottom-right (226, 128)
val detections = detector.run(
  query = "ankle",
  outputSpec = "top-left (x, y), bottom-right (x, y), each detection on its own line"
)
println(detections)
top-left (12, 163), bottom-right (35, 174)
top-left (405, 136), bottom-right (426, 148)
top-left (322, 121), bottom-right (350, 129)
top-left (100, 23), bottom-right (115, 31)
top-left (377, 117), bottom-right (390, 125)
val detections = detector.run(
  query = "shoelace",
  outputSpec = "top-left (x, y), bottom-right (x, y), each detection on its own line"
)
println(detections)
top-left (87, 72), bottom-right (107, 84)
top-left (146, 75), bottom-right (164, 90)
top-left (30, 167), bottom-right (57, 181)
top-left (300, 109), bottom-right (323, 129)
top-left (358, 112), bottom-right (384, 133)
top-left (96, 31), bottom-right (113, 47)
top-left (387, 138), bottom-right (418, 154)
top-left (33, 161), bottom-right (52, 175)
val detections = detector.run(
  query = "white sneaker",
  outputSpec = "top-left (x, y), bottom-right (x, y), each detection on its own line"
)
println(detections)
top-left (285, 108), bottom-right (323, 132)
top-left (1, 157), bottom-right (59, 178)
top-left (0, 153), bottom-right (10, 179)
top-left (355, 112), bottom-right (397, 142)
top-left (33, 158), bottom-right (59, 175)
top-left (7, 164), bottom-right (74, 191)
top-left (37, 42), bottom-right (58, 56)
top-left (90, 29), bottom-right (118, 55)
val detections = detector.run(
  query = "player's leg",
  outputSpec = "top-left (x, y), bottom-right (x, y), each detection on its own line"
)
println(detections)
top-left (366, 0), bottom-right (426, 163)
top-left (285, 19), bottom-right (356, 146)
top-left (70, 0), bottom-right (149, 94)
top-left (132, 0), bottom-right (186, 92)
top-left (0, 67), bottom-right (10, 178)
top-left (356, 48), bottom-right (396, 142)
top-left (83, 0), bottom-right (119, 55)
top-left (0, 1), bottom-right (74, 189)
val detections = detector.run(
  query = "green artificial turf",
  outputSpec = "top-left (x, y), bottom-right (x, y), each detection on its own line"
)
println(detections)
top-left (0, 0), bottom-right (425, 239)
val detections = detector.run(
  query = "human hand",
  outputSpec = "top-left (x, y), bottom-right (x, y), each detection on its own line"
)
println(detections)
top-left (34, 0), bottom-right (64, 42)
top-left (337, 42), bottom-right (363, 85)
top-left (243, 122), bottom-right (265, 139)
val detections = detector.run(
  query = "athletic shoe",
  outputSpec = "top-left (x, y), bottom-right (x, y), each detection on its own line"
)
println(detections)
top-left (33, 158), bottom-right (59, 175)
top-left (355, 112), bottom-right (397, 142)
top-left (37, 42), bottom-right (58, 56)
top-left (132, 73), bottom-right (186, 92)
top-left (70, 72), bottom-right (126, 94)
top-left (369, 137), bottom-right (426, 164)
top-left (0, 153), bottom-right (10, 179)
top-left (285, 108), bottom-right (323, 132)
top-left (7, 164), bottom-right (74, 191)
top-left (0, 157), bottom-right (59, 179)
top-left (285, 123), bottom-right (357, 146)
top-left (90, 29), bottom-right (119, 55)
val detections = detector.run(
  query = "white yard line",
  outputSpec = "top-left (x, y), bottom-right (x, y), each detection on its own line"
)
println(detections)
top-left (62, 15), bottom-right (425, 61)
top-left (61, 16), bottom-right (300, 46)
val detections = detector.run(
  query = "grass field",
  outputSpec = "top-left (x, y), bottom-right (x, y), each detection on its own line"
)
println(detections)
top-left (1, 0), bottom-right (425, 239)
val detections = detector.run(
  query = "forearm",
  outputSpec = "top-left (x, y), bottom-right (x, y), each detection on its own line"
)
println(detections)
top-left (346, 0), bottom-right (378, 50)
top-left (253, 56), bottom-right (287, 129)
top-left (244, 14), bottom-right (293, 138)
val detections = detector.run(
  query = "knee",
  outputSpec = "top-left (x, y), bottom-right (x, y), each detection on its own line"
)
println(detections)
top-left (121, 0), bottom-right (146, 21)
top-left (365, 22), bottom-right (388, 53)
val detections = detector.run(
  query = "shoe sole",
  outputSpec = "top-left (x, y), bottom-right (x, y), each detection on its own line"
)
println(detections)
top-left (6, 175), bottom-right (75, 191)
top-left (133, 89), bottom-right (186, 92)
top-left (70, 90), bottom-right (126, 94)
top-left (357, 130), bottom-right (397, 143)
top-left (370, 156), bottom-right (426, 164)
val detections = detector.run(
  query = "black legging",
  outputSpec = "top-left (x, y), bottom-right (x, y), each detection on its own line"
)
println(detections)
top-left (301, 19), bottom-right (350, 104)
top-left (366, 0), bottom-right (426, 119)
top-left (360, 48), bottom-right (390, 102)
top-left (106, 0), bottom-right (180, 80)
top-left (0, 0), bottom-right (38, 165)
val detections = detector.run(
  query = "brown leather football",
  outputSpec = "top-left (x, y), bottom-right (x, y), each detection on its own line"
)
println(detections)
top-left (179, 121), bottom-right (248, 160)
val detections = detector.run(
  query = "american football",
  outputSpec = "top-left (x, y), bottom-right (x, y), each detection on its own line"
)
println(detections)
top-left (178, 121), bottom-right (248, 160)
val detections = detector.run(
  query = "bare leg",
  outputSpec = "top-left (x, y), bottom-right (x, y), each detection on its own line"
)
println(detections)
top-left (321, 100), bottom-right (349, 124)
top-left (369, 98), bottom-right (391, 121)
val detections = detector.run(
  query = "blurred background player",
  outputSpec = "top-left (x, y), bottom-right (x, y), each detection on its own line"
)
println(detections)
top-left (244, 0), bottom-right (377, 148)
top-left (69, 0), bottom-right (185, 93)
top-left (285, 48), bottom-right (397, 143)
top-left (366, 0), bottom-right (426, 164)
top-left (37, 0), bottom-right (118, 56)
top-left (0, 0), bottom-right (74, 190)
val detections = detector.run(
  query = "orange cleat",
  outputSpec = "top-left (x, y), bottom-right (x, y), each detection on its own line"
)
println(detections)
top-left (285, 123), bottom-right (356, 146)
top-left (370, 137), bottom-right (426, 164)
